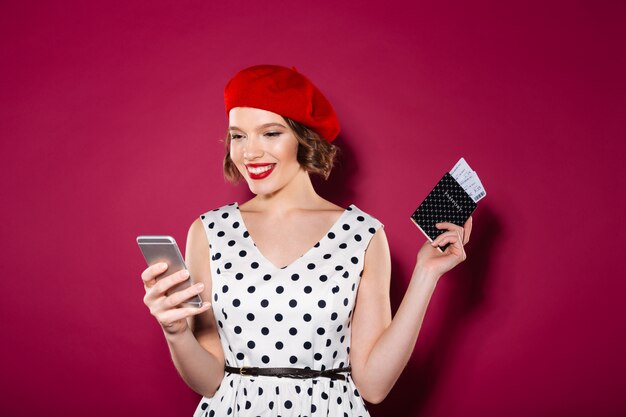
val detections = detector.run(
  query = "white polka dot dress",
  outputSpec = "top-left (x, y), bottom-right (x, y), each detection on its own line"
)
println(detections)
top-left (193, 202), bottom-right (383, 417)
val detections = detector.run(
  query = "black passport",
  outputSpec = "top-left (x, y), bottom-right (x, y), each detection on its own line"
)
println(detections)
top-left (410, 172), bottom-right (478, 253)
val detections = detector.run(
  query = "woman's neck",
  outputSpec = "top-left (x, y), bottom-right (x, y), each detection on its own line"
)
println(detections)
top-left (244, 170), bottom-right (326, 214)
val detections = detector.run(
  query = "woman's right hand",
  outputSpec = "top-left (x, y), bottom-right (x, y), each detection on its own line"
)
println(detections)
top-left (141, 263), bottom-right (211, 336)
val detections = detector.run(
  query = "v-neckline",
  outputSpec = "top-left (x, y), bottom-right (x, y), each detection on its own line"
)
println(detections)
top-left (233, 202), bottom-right (354, 270)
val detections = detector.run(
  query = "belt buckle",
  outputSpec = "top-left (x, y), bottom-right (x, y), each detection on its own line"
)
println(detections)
top-left (239, 367), bottom-right (245, 376)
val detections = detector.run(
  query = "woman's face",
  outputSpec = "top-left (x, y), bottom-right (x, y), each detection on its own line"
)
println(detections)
top-left (228, 107), bottom-right (303, 196)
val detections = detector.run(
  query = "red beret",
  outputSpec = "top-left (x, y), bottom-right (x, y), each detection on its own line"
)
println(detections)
top-left (224, 64), bottom-right (340, 142)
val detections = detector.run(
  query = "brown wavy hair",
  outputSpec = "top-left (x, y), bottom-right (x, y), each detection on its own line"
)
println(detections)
top-left (223, 117), bottom-right (339, 183)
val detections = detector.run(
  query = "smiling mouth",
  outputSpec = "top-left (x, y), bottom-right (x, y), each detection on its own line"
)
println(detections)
top-left (246, 163), bottom-right (276, 179)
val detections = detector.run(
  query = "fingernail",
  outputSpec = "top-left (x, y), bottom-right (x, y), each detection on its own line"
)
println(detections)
top-left (197, 283), bottom-right (205, 291)
top-left (182, 270), bottom-right (190, 277)
top-left (160, 263), bottom-right (168, 269)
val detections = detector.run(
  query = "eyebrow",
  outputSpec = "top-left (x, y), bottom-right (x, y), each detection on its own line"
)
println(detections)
top-left (228, 123), bottom-right (287, 131)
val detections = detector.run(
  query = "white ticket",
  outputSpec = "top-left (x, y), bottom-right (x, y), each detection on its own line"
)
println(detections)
top-left (450, 157), bottom-right (487, 203)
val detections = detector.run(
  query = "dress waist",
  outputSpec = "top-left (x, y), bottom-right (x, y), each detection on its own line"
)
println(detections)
top-left (224, 365), bottom-right (351, 381)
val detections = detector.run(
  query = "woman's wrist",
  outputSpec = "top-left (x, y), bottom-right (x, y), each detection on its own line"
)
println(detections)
top-left (162, 323), bottom-right (193, 342)
top-left (412, 263), bottom-right (442, 287)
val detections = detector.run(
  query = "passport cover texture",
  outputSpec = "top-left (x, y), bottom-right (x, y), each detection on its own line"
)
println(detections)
top-left (411, 172), bottom-right (477, 252)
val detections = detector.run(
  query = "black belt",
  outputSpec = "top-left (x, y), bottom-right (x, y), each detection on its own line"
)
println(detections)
top-left (224, 366), bottom-right (351, 381)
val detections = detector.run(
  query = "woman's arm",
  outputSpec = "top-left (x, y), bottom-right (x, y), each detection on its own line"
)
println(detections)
top-left (349, 219), bottom-right (472, 404)
top-left (141, 218), bottom-right (225, 397)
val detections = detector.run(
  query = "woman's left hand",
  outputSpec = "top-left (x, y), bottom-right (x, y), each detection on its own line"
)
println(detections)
top-left (415, 216), bottom-right (472, 278)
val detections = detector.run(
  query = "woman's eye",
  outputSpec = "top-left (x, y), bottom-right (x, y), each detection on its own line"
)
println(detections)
top-left (264, 131), bottom-right (282, 138)
top-left (230, 134), bottom-right (244, 140)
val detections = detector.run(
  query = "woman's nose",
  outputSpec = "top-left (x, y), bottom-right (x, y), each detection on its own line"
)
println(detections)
top-left (243, 136), bottom-right (263, 160)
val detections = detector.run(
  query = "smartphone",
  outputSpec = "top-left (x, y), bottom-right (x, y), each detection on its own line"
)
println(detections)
top-left (136, 235), bottom-right (203, 307)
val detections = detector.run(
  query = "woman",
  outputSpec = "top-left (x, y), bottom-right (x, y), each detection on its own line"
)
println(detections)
top-left (141, 64), bottom-right (472, 416)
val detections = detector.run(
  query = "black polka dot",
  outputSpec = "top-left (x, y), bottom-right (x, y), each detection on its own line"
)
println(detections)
top-left (247, 286), bottom-right (256, 293)
top-left (222, 285), bottom-right (229, 293)
top-left (228, 240), bottom-right (236, 246)
top-left (331, 312), bottom-right (338, 320)
top-left (261, 327), bottom-right (270, 335)
top-left (289, 356), bottom-right (297, 364)
top-left (234, 326), bottom-right (242, 334)
top-left (303, 341), bottom-right (312, 349)
top-left (275, 341), bottom-right (284, 350)
top-left (318, 300), bottom-right (326, 308)
top-left (314, 353), bottom-right (322, 360)
top-left (235, 272), bottom-right (244, 280)
top-left (303, 313), bottom-right (312, 322)
top-left (247, 341), bottom-right (255, 349)
top-left (285, 400), bottom-right (293, 409)
top-left (236, 352), bottom-right (244, 360)
top-left (239, 250), bottom-right (247, 257)
top-left (357, 215), bottom-right (365, 221)
top-left (289, 327), bottom-right (298, 335)
top-left (323, 253), bottom-right (332, 259)
top-left (232, 221), bottom-right (240, 229)
top-left (369, 227), bottom-right (376, 234)
top-left (251, 262), bottom-right (259, 269)
top-left (351, 257), bottom-right (358, 264)
top-left (232, 299), bottom-right (241, 307)
top-left (339, 243), bottom-right (347, 249)
top-left (262, 355), bottom-right (270, 364)
top-left (247, 313), bottom-right (255, 321)
top-left (275, 313), bottom-right (283, 321)
top-left (276, 286), bottom-right (284, 294)
top-left (354, 234), bottom-right (362, 241)
top-left (328, 232), bottom-right (335, 239)
top-left (261, 299), bottom-right (269, 307)
top-left (304, 286), bottom-right (312, 294)
top-left (224, 262), bottom-right (232, 269)
top-left (291, 273), bottom-right (300, 281)
top-left (319, 275), bottom-right (328, 282)
top-left (317, 327), bottom-right (325, 335)
top-left (342, 224), bottom-right (350, 230)
top-left (263, 274), bottom-right (272, 281)
top-left (307, 263), bottom-right (316, 270)
top-left (289, 299), bottom-right (297, 308)
top-left (217, 231), bottom-right (225, 237)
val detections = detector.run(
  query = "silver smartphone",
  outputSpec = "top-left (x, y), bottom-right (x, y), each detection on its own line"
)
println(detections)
top-left (136, 235), bottom-right (203, 307)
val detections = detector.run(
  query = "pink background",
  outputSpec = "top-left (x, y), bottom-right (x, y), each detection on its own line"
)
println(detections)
top-left (1, 1), bottom-right (625, 416)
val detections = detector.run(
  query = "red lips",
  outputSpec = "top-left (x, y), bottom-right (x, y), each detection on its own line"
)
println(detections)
top-left (246, 163), bottom-right (276, 180)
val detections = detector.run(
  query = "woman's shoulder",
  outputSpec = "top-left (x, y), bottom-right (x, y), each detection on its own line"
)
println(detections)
top-left (199, 202), bottom-right (238, 219)
top-left (348, 203), bottom-right (383, 226)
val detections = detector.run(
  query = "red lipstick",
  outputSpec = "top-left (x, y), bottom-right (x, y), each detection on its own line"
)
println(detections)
top-left (246, 163), bottom-right (276, 180)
